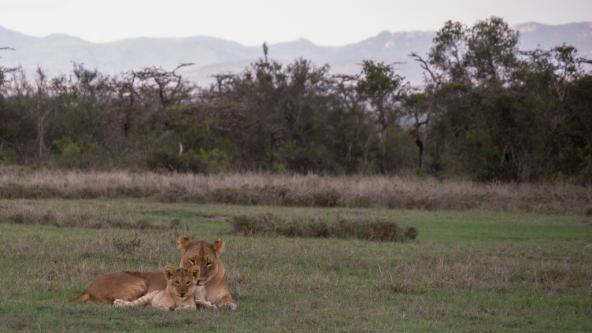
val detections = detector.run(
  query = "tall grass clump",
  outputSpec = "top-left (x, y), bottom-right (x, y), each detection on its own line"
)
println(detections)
top-left (230, 214), bottom-right (418, 242)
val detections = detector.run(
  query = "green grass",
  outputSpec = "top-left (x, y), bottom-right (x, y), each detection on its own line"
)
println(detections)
top-left (0, 199), bottom-right (591, 332)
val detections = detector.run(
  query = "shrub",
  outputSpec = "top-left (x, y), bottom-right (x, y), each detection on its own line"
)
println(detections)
top-left (112, 236), bottom-right (142, 254)
top-left (230, 214), bottom-right (418, 242)
top-left (51, 137), bottom-right (82, 168)
top-left (147, 148), bottom-right (230, 174)
top-left (192, 148), bottom-right (231, 174)
top-left (0, 146), bottom-right (17, 164)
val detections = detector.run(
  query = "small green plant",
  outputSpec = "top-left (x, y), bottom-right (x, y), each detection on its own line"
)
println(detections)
top-left (112, 236), bottom-right (142, 254)
top-left (192, 148), bottom-right (231, 174)
top-left (0, 146), bottom-right (17, 164)
top-left (51, 137), bottom-right (82, 168)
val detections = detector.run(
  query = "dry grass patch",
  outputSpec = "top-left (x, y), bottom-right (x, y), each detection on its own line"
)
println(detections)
top-left (1, 167), bottom-right (590, 214)
top-left (230, 214), bottom-right (418, 242)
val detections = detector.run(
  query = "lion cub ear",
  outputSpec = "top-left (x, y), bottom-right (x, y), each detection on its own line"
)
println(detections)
top-left (213, 239), bottom-right (225, 254)
top-left (189, 266), bottom-right (200, 280)
top-left (177, 234), bottom-right (191, 254)
top-left (164, 265), bottom-right (176, 280)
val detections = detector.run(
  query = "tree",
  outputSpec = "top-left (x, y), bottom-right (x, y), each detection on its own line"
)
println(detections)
top-left (34, 68), bottom-right (51, 161)
top-left (0, 46), bottom-right (16, 88)
top-left (465, 17), bottom-right (519, 84)
top-left (357, 60), bottom-right (407, 172)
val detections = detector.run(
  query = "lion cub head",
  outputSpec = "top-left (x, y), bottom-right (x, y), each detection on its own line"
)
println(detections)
top-left (177, 236), bottom-right (225, 286)
top-left (164, 265), bottom-right (200, 300)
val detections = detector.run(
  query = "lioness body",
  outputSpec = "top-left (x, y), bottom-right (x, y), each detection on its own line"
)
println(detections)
top-left (74, 271), bottom-right (166, 304)
top-left (74, 237), bottom-right (236, 309)
top-left (114, 266), bottom-right (200, 311)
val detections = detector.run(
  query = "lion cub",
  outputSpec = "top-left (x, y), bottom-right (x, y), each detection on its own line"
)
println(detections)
top-left (113, 266), bottom-right (200, 311)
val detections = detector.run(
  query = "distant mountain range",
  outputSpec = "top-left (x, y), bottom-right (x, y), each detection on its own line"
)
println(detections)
top-left (1, 22), bottom-right (591, 85)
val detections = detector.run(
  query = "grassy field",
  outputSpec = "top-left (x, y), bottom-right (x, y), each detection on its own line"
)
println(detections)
top-left (0, 198), bottom-right (591, 332)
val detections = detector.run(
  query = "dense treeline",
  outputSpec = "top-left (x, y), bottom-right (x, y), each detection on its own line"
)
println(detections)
top-left (1, 18), bottom-right (591, 183)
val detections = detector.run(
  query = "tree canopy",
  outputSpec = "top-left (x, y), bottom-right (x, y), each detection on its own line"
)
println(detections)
top-left (1, 17), bottom-right (590, 183)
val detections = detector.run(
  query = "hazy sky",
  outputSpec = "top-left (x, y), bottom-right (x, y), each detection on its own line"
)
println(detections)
top-left (0, 0), bottom-right (591, 46)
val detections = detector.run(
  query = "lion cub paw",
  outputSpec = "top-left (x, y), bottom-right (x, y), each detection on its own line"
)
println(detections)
top-left (113, 299), bottom-right (130, 307)
top-left (218, 302), bottom-right (237, 310)
top-left (174, 305), bottom-right (196, 312)
top-left (196, 300), bottom-right (217, 310)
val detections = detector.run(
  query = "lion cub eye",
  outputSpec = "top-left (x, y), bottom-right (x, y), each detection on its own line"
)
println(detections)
top-left (174, 280), bottom-right (180, 285)
top-left (186, 281), bottom-right (191, 285)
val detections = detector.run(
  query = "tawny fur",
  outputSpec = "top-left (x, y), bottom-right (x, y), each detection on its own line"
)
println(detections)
top-left (73, 271), bottom-right (166, 304)
top-left (178, 236), bottom-right (237, 310)
top-left (113, 266), bottom-right (200, 311)
top-left (73, 236), bottom-right (236, 310)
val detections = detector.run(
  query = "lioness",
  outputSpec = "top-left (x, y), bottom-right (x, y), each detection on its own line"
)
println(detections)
top-left (113, 266), bottom-right (202, 311)
top-left (74, 236), bottom-right (236, 310)
top-left (178, 236), bottom-right (236, 310)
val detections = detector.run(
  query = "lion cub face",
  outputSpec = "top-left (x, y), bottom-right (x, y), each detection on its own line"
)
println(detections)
top-left (164, 266), bottom-right (200, 300)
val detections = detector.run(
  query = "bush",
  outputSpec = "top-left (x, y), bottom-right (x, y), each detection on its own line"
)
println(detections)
top-left (112, 236), bottom-right (142, 254)
top-left (230, 214), bottom-right (418, 242)
top-left (147, 148), bottom-right (230, 174)
top-left (191, 148), bottom-right (231, 174)
top-left (146, 151), bottom-right (185, 172)
top-left (51, 137), bottom-right (82, 168)
top-left (0, 146), bottom-right (17, 164)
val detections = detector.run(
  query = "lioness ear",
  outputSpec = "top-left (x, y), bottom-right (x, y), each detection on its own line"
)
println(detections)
top-left (213, 239), bottom-right (225, 254)
top-left (189, 265), bottom-right (200, 279)
top-left (177, 234), bottom-right (191, 254)
top-left (164, 265), bottom-right (176, 280)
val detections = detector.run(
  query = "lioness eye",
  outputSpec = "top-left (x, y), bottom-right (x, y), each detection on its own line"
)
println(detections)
top-left (186, 281), bottom-right (191, 285)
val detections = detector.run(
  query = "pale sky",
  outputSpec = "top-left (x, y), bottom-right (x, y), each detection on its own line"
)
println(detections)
top-left (0, 0), bottom-right (591, 46)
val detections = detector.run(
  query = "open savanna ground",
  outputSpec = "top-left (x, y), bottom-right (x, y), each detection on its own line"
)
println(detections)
top-left (0, 198), bottom-right (591, 332)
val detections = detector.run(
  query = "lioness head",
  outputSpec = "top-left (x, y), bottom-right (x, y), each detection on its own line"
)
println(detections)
top-left (177, 235), bottom-right (225, 286)
top-left (164, 265), bottom-right (200, 300)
